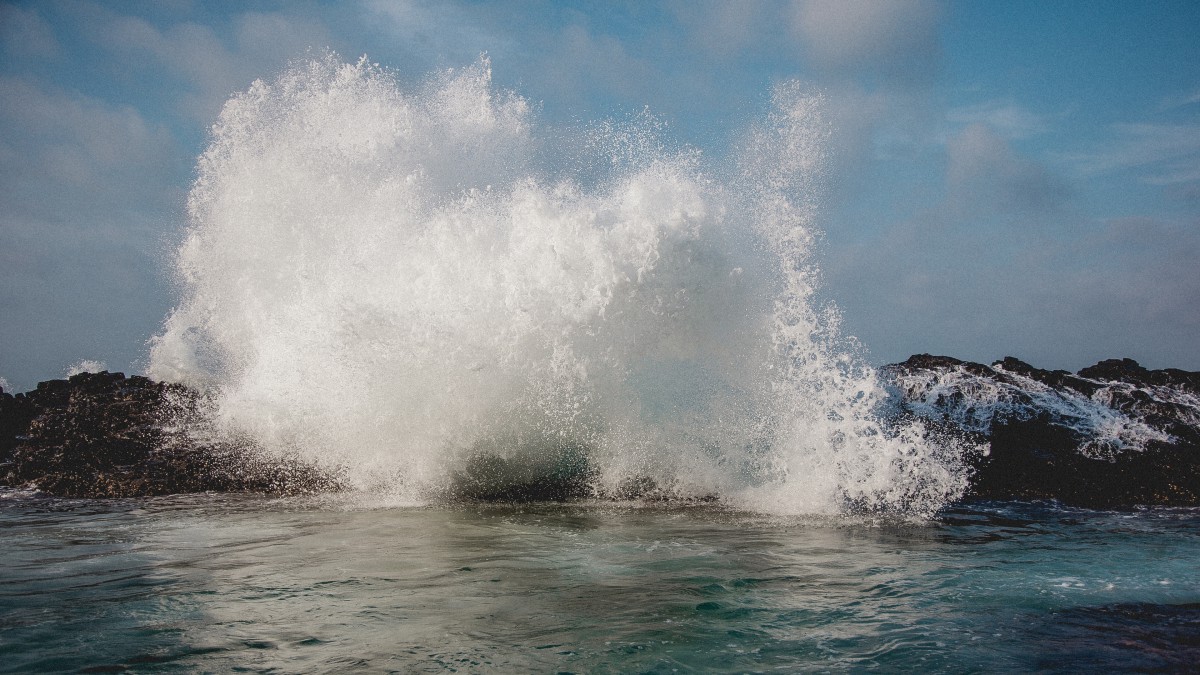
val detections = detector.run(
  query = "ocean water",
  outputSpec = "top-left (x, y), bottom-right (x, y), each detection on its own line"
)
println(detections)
top-left (2, 493), bottom-right (1197, 673)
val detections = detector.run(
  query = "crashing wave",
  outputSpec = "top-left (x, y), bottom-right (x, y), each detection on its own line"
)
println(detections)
top-left (146, 54), bottom-right (971, 517)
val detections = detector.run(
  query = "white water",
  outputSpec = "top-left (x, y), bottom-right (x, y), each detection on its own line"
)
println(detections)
top-left (148, 54), bottom-right (967, 516)
top-left (888, 362), bottom-right (1191, 460)
top-left (65, 359), bottom-right (108, 378)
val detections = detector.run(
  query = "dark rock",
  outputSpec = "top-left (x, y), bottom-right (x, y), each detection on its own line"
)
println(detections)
top-left (0, 372), bottom-right (341, 498)
top-left (891, 353), bottom-right (995, 378)
top-left (993, 356), bottom-right (1103, 397)
top-left (1, 387), bottom-right (37, 466)
top-left (450, 440), bottom-right (595, 502)
top-left (6, 355), bottom-right (1199, 507)
top-left (883, 354), bottom-right (1200, 508)
top-left (1079, 358), bottom-right (1200, 393)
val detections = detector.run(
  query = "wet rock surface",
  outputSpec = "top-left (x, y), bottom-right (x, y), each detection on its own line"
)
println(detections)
top-left (0, 371), bottom-right (339, 498)
top-left (3, 357), bottom-right (1199, 507)
top-left (882, 355), bottom-right (1200, 507)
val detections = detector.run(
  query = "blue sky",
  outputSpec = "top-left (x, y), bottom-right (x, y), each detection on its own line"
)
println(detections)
top-left (2, 0), bottom-right (1198, 391)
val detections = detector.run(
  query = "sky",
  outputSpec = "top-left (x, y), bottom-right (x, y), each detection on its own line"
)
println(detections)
top-left (1, 0), bottom-right (1198, 391)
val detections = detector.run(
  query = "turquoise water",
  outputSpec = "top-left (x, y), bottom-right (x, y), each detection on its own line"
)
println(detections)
top-left (2, 493), bottom-right (1198, 673)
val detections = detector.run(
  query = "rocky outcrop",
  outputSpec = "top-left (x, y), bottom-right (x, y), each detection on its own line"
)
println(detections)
top-left (881, 355), bottom-right (1200, 507)
top-left (0, 371), bottom-right (339, 498)
top-left (4, 357), bottom-right (1199, 507)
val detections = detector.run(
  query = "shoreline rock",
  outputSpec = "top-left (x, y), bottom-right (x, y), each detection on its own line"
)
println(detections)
top-left (881, 355), bottom-right (1200, 508)
top-left (0, 371), bottom-right (340, 498)
top-left (3, 356), bottom-right (1198, 508)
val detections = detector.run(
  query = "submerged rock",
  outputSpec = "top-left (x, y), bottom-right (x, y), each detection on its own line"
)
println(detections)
top-left (451, 447), bottom-right (594, 502)
top-left (0, 371), bottom-right (340, 498)
top-left (881, 355), bottom-right (1200, 507)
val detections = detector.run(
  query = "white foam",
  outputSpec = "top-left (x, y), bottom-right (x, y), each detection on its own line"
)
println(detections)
top-left (149, 54), bottom-right (969, 517)
top-left (889, 362), bottom-right (1186, 459)
top-left (65, 360), bottom-right (108, 377)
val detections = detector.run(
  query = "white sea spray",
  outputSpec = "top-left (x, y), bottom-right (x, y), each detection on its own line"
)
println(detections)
top-left (149, 54), bottom-right (970, 516)
top-left (888, 362), bottom-right (1188, 460)
top-left (65, 360), bottom-right (108, 377)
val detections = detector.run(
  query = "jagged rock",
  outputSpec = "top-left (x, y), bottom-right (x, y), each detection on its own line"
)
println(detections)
top-left (0, 371), bottom-right (340, 498)
top-left (882, 354), bottom-right (1200, 507)
top-left (5, 357), bottom-right (1199, 507)
top-left (1079, 358), bottom-right (1200, 392)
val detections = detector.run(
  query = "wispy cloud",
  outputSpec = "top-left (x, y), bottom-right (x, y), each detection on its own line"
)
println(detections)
top-left (945, 100), bottom-right (1048, 140)
top-left (1158, 88), bottom-right (1200, 112)
top-left (537, 23), bottom-right (660, 109)
top-left (0, 75), bottom-right (179, 216)
top-left (363, 0), bottom-right (515, 66)
top-left (789, 0), bottom-right (942, 81)
top-left (945, 123), bottom-right (1070, 217)
top-left (0, 3), bottom-right (61, 61)
top-left (87, 6), bottom-right (333, 124)
top-left (667, 0), bottom-right (775, 59)
top-left (0, 25), bottom-right (187, 389)
top-left (1066, 122), bottom-right (1200, 186)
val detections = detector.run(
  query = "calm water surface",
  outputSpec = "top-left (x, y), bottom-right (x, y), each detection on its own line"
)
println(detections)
top-left (1, 493), bottom-right (1197, 673)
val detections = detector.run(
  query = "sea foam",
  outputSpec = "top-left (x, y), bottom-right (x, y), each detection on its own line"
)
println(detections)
top-left (149, 54), bottom-right (968, 516)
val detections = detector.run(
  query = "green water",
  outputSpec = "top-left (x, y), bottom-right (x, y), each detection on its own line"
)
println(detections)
top-left (1, 493), bottom-right (1197, 672)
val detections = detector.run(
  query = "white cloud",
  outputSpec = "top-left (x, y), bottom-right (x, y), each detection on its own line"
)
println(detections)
top-left (539, 23), bottom-right (659, 107)
top-left (363, 0), bottom-right (515, 66)
top-left (946, 100), bottom-right (1048, 140)
top-left (823, 111), bottom-right (1200, 371)
top-left (790, 0), bottom-right (942, 79)
top-left (92, 7), bottom-right (334, 124)
top-left (0, 3), bottom-right (61, 60)
top-left (0, 75), bottom-right (179, 216)
top-left (1028, 216), bottom-right (1200, 364)
top-left (945, 123), bottom-right (1070, 217)
top-left (668, 1), bottom-right (777, 59)
top-left (821, 121), bottom-right (1095, 369)
top-left (1158, 88), bottom-right (1200, 111)
top-left (827, 208), bottom-right (1200, 370)
top-left (0, 75), bottom-right (181, 390)
top-left (1067, 123), bottom-right (1200, 186)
